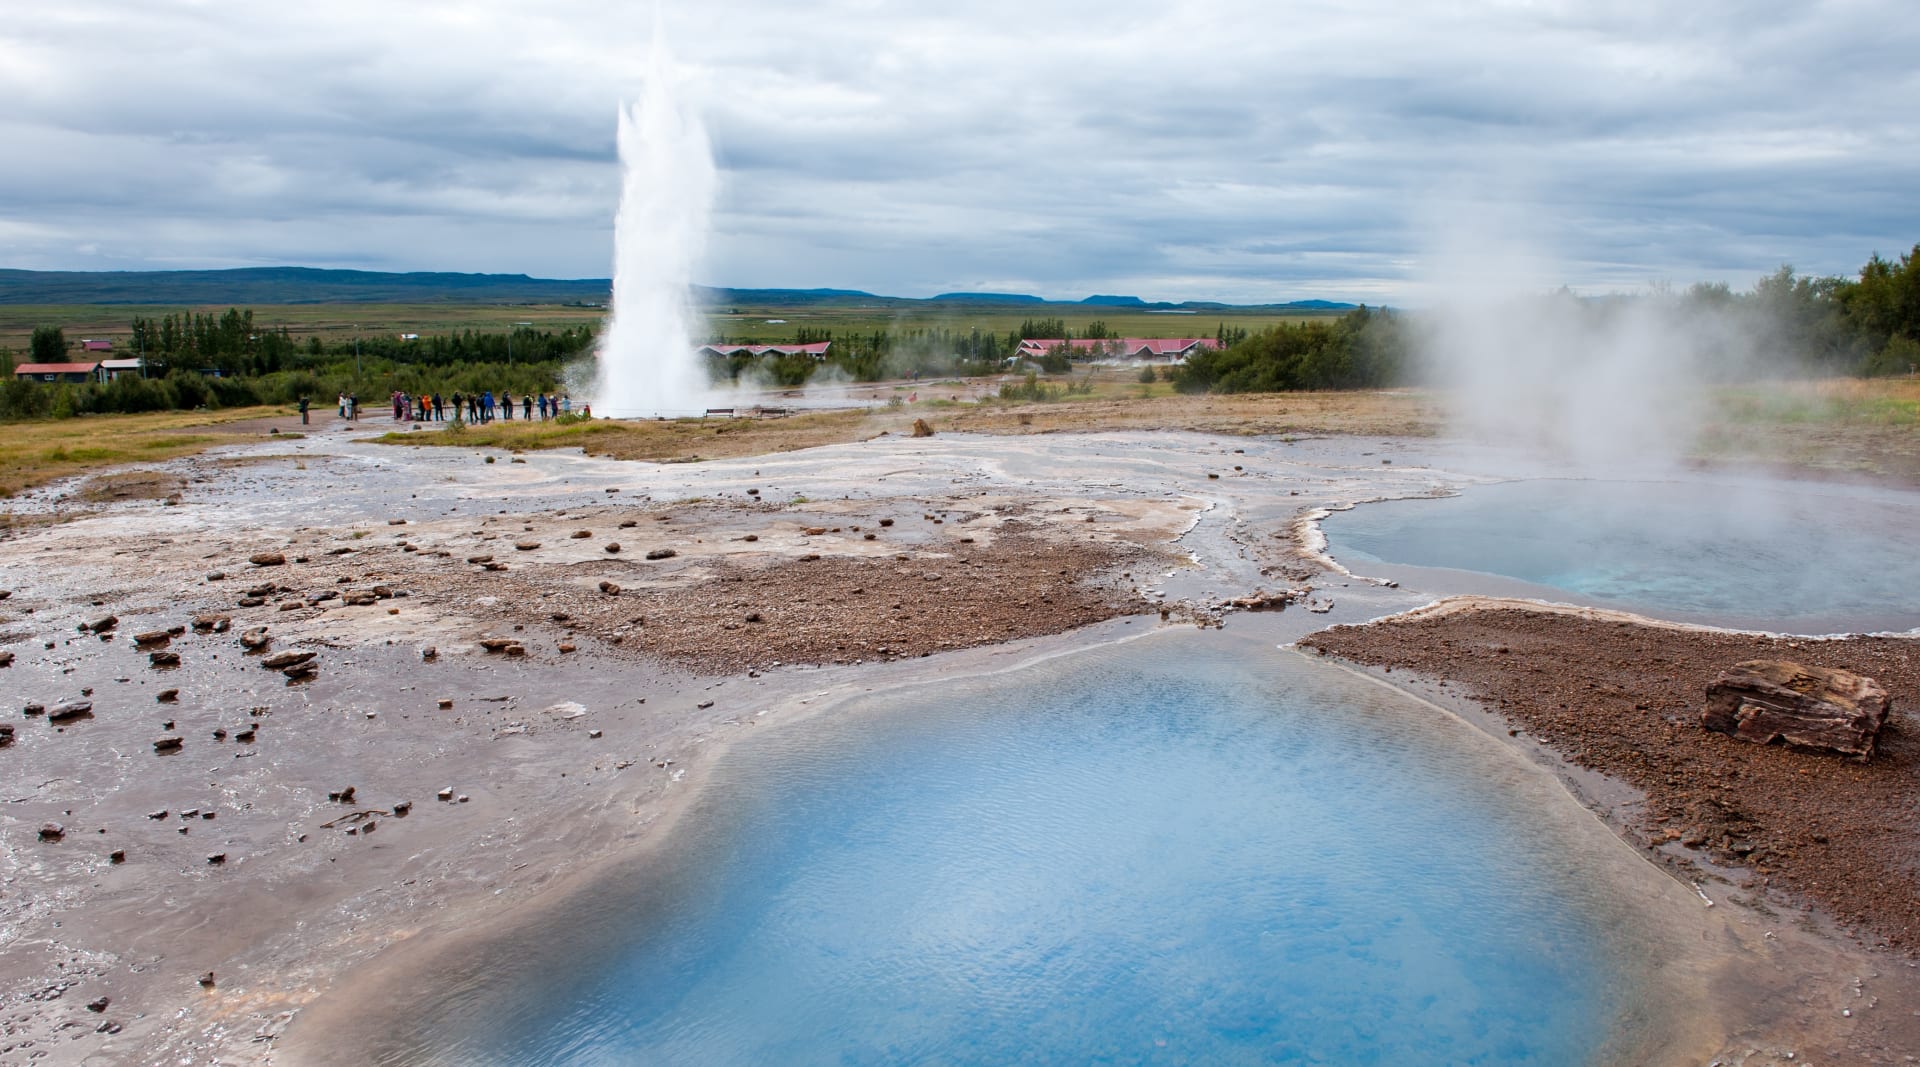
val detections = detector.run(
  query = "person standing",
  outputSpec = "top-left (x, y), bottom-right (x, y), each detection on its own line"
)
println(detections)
top-left (298, 395), bottom-right (310, 425)
top-left (522, 393), bottom-right (532, 420)
top-left (537, 393), bottom-right (549, 419)
top-left (451, 391), bottom-right (464, 424)
top-left (433, 392), bottom-right (444, 421)
top-left (560, 394), bottom-right (571, 415)
top-left (502, 390), bottom-right (514, 421)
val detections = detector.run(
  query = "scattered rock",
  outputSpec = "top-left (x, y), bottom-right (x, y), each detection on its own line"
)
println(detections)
top-left (437, 698), bottom-right (454, 709)
top-left (588, 729), bottom-right (603, 739)
top-left (342, 591), bottom-right (378, 606)
top-left (260, 650), bottom-right (315, 669)
top-left (87, 997), bottom-right (109, 1013)
top-left (234, 726), bottom-right (256, 743)
top-left (392, 801), bottom-right (412, 816)
top-left (249, 552), bottom-right (287, 567)
top-left (437, 788), bottom-right (454, 801)
top-left (599, 581), bottom-right (621, 595)
top-left (39, 823), bottom-right (64, 841)
top-left (282, 661), bottom-right (318, 680)
top-left (478, 637), bottom-right (518, 652)
top-left (148, 650), bottom-right (181, 667)
top-left (199, 972), bottom-right (216, 989)
top-left (133, 629), bottom-right (171, 646)
top-left (193, 614), bottom-right (232, 633)
top-left (620, 520), bottom-right (638, 528)
top-left (153, 736), bottom-right (183, 752)
top-left (467, 554), bottom-right (494, 564)
top-left (48, 701), bottom-right (94, 723)
top-left (515, 541), bottom-right (540, 551)
top-left (156, 688), bottom-right (179, 702)
top-left (109, 849), bottom-right (125, 864)
top-left (911, 418), bottom-right (934, 437)
top-left (206, 853), bottom-right (226, 865)
top-left (572, 530), bottom-right (592, 539)
top-left (87, 614), bottom-right (119, 633)
top-left (1702, 660), bottom-right (1890, 759)
top-left (558, 642), bottom-right (576, 653)
top-left (422, 646), bottom-right (437, 661)
top-left (483, 562), bottom-right (510, 571)
top-left (605, 543), bottom-right (621, 553)
top-left (388, 518), bottom-right (407, 525)
top-left (0, 724), bottom-right (12, 746)
top-left (237, 597), bottom-right (266, 608)
top-left (328, 786), bottom-right (356, 803)
top-left (1222, 589), bottom-right (1301, 612)
top-left (645, 547), bottom-right (677, 560)
top-left (240, 627), bottom-right (270, 650)
top-left (0, 650), bottom-right (12, 668)
top-left (503, 643), bottom-right (526, 657)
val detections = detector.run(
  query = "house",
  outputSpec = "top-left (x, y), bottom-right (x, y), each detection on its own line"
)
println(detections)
top-left (1014, 338), bottom-right (1215, 364)
top-left (81, 339), bottom-right (113, 353)
top-left (12, 362), bottom-right (103, 384)
top-left (100, 358), bottom-right (146, 381)
top-left (696, 342), bottom-right (832, 360)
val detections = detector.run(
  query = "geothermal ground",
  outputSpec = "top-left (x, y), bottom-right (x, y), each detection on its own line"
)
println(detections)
top-left (1, 402), bottom-right (1918, 1065)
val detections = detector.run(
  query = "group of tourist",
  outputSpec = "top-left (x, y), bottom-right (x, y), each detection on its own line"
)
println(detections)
top-left (376, 390), bottom-right (580, 423)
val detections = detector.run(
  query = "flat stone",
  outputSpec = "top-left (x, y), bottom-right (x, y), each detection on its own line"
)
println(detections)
top-left (259, 651), bottom-right (315, 669)
top-left (645, 547), bottom-right (677, 560)
top-left (148, 650), bottom-right (181, 667)
top-left (48, 701), bottom-right (94, 723)
top-left (249, 552), bottom-right (287, 567)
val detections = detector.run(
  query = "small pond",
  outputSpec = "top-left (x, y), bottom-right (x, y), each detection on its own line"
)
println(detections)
top-left (368, 636), bottom-right (1685, 1065)
top-left (1322, 478), bottom-right (1920, 633)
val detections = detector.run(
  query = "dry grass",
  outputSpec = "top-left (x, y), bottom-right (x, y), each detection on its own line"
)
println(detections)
top-left (1700, 377), bottom-right (1920, 481)
top-left (371, 385), bottom-right (1446, 465)
top-left (0, 406), bottom-right (290, 499)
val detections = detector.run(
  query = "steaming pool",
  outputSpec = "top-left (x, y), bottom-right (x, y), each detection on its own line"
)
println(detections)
top-left (1323, 476), bottom-right (1920, 634)
top-left (369, 635), bottom-right (1689, 1066)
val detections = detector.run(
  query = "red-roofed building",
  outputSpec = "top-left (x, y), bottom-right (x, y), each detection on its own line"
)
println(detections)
top-left (12, 362), bottom-right (104, 383)
top-left (1014, 338), bottom-right (1215, 363)
top-left (81, 339), bottom-right (113, 353)
top-left (697, 342), bottom-right (833, 360)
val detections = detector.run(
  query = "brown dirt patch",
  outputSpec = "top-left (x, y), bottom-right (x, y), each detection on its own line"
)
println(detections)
top-left (1301, 605), bottom-right (1920, 950)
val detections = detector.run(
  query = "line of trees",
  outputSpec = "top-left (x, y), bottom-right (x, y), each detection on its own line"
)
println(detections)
top-left (1, 313), bottom-right (594, 420)
top-left (1172, 243), bottom-right (1920, 395)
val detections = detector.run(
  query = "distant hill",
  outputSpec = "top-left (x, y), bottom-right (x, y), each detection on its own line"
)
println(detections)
top-left (0, 267), bottom-right (612, 305)
top-left (928, 292), bottom-right (1047, 304)
top-left (0, 266), bottom-right (1359, 312)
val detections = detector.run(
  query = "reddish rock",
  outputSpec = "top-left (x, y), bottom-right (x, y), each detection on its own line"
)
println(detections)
top-left (1703, 659), bottom-right (1890, 760)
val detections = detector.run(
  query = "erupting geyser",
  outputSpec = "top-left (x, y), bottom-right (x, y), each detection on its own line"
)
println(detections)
top-left (593, 36), bottom-right (716, 418)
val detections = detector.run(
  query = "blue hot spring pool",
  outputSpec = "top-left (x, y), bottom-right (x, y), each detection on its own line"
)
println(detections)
top-left (372, 638), bottom-right (1681, 1065)
top-left (1323, 477), bottom-right (1920, 633)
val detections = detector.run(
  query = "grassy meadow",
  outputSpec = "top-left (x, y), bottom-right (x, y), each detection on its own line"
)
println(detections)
top-left (0, 300), bottom-right (1342, 353)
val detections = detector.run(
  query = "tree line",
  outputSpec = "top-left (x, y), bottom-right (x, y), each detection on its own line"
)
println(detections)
top-left (1, 316), bottom-right (593, 420)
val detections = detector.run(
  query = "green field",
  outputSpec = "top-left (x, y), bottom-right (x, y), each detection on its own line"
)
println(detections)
top-left (0, 300), bottom-right (1345, 352)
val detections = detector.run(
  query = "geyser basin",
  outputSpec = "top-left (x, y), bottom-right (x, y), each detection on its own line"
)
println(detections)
top-left (364, 637), bottom-right (1694, 1065)
top-left (1323, 477), bottom-right (1920, 633)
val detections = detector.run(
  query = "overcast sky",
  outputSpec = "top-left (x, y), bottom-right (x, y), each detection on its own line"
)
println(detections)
top-left (3, 0), bottom-right (1917, 302)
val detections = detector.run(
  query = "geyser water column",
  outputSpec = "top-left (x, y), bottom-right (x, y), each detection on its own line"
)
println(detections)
top-left (593, 36), bottom-right (716, 418)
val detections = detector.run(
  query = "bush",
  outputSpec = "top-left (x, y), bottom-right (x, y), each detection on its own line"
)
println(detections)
top-left (1137, 365), bottom-right (1157, 383)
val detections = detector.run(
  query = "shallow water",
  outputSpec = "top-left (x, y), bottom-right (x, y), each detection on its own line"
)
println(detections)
top-left (1323, 477), bottom-right (1920, 633)
top-left (373, 638), bottom-right (1672, 1066)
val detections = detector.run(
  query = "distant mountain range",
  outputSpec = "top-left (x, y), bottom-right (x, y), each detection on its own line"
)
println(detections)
top-left (0, 266), bottom-right (1356, 312)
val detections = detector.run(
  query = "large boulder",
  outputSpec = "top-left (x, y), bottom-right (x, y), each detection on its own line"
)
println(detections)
top-left (1702, 660), bottom-right (1890, 760)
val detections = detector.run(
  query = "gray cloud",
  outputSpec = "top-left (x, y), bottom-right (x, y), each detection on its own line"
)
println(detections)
top-left (1, 0), bottom-right (1916, 301)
